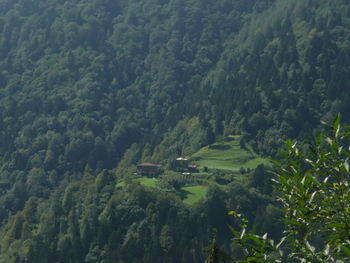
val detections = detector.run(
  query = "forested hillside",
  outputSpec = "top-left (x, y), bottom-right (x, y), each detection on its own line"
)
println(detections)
top-left (0, 0), bottom-right (349, 262)
top-left (208, 0), bottom-right (350, 155)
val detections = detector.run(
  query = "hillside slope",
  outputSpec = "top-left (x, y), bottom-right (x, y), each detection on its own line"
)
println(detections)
top-left (206, 0), bottom-right (350, 154)
top-left (0, 0), bottom-right (349, 262)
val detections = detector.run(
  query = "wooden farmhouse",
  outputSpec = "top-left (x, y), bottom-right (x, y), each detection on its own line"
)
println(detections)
top-left (136, 163), bottom-right (160, 177)
top-left (173, 157), bottom-right (199, 173)
top-left (187, 164), bottom-right (199, 173)
top-left (174, 157), bottom-right (189, 171)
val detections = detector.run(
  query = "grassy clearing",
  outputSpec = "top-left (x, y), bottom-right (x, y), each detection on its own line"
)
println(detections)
top-left (182, 185), bottom-right (209, 205)
top-left (116, 177), bottom-right (158, 188)
top-left (137, 177), bottom-right (158, 187)
top-left (189, 136), bottom-right (269, 171)
top-left (116, 178), bottom-right (208, 205)
top-left (244, 157), bottom-right (270, 168)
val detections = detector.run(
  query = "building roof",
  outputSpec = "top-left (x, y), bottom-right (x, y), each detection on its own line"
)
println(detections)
top-left (176, 157), bottom-right (188, 161)
top-left (137, 162), bottom-right (160, 167)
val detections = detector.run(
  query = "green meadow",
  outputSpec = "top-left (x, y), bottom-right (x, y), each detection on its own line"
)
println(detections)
top-left (189, 136), bottom-right (270, 171)
top-left (116, 177), bottom-right (158, 188)
top-left (182, 185), bottom-right (209, 205)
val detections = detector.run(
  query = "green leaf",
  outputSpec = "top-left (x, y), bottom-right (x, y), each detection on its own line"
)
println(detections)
top-left (276, 236), bottom-right (286, 249)
top-left (240, 228), bottom-right (246, 240)
top-left (308, 191), bottom-right (317, 204)
top-left (333, 114), bottom-right (341, 138)
top-left (247, 235), bottom-right (264, 246)
top-left (344, 161), bottom-right (349, 173)
top-left (326, 137), bottom-right (333, 146)
top-left (305, 240), bottom-right (315, 253)
top-left (323, 244), bottom-right (330, 256)
top-left (341, 245), bottom-right (350, 257)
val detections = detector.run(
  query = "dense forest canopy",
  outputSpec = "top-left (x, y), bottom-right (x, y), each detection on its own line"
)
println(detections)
top-left (0, 0), bottom-right (349, 262)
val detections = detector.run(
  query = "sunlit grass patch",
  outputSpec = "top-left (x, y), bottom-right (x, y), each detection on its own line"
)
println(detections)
top-left (182, 185), bottom-right (209, 205)
top-left (137, 177), bottom-right (158, 187)
top-left (189, 136), bottom-right (269, 171)
top-left (116, 177), bottom-right (158, 188)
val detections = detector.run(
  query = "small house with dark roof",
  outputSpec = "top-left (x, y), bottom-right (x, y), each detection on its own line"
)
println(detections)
top-left (136, 162), bottom-right (160, 177)
top-left (187, 164), bottom-right (199, 173)
top-left (173, 157), bottom-right (189, 171)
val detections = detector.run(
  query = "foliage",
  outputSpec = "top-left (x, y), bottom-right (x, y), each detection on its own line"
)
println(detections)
top-left (0, 162), bottom-right (277, 263)
top-left (229, 213), bottom-right (284, 263)
top-left (227, 116), bottom-right (350, 262)
top-left (0, 0), bottom-right (350, 261)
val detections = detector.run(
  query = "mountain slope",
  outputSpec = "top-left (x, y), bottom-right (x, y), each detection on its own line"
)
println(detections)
top-left (0, 0), bottom-right (349, 262)
top-left (206, 0), bottom-right (350, 154)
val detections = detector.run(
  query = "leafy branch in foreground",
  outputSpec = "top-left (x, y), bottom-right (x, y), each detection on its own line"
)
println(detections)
top-left (227, 115), bottom-right (350, 262)
top-left (228, 211), bottom-right (284, 263)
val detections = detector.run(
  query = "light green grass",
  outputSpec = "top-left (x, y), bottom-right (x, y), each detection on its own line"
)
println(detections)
top-left (182, 185), bottom-right (209, 205)
top-left (116, 181), bottom-right (125, 188)
top-left (190, 136), bottom-right (269, 171)
top-left (244, 157), bottom-right (270, 168)
top-left (137, 177), bottom-right (158, 187)
top-left (116, 177), bottom-right (158, 188)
